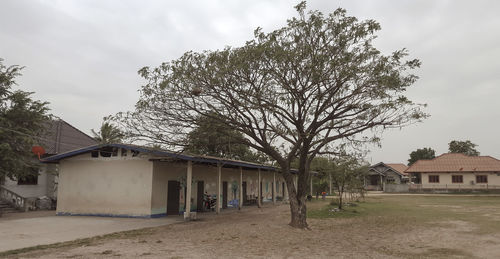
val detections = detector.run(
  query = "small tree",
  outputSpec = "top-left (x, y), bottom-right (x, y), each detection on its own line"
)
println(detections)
top-left (91, 119), bottom-right (124, 144)
top-left (330, 157), bottom-right (366, 209)
top-left (0, 58), bottom-right (50, 181)
top-left (448, 140), bottom-right (479, 156)
top-left (114, 2), bottom-right (426, 228)
top-left (408, 147), bottom-right (435, 165)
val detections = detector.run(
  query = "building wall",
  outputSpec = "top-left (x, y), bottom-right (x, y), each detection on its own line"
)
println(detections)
top-left (1, 163), bottom-right (58, 198)
top-left (57, 153), bottom-right (154, 217)
top-left (55, 151), bottom-right (287, 217)
top-left (151, 161), bottom-right (286, 214)
top-left (385, 170), bottom-right (402, 184)
top-left (421, 172), bottom-right (500, 188)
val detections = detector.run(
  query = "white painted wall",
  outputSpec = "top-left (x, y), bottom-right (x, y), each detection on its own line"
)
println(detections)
top-left (421, 172), bottom-right (500, 188)
top-left (1, 163), bottom-right (58, 198)
top-left (56, 153), bottom-right (154, 217)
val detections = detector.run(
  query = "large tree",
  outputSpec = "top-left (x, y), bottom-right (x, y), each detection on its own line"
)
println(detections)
top-left (408, 147), bottom-right (435, 165)
top-left (115, 3), bottom-right (426, 228)
top-left (448, 140), bottom-right (479, 156)
top-left (0, 58), bottom-right (50, 181)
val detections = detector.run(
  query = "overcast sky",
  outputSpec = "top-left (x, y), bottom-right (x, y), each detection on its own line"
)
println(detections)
top-left (1, 0), bottom-right (499, 164)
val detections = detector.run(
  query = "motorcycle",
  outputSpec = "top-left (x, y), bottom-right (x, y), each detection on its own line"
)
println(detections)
top-left (203, 193), bottom-right (217, 211)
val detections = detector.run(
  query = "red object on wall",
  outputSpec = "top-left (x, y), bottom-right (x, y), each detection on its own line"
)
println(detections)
top-left (32, 146), bottom-right (46, 159)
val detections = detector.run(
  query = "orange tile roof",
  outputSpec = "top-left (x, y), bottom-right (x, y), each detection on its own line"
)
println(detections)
top-left (405, 153), bottom-right (500, 173)
top-left (386, 163), bottom-right (409, 175)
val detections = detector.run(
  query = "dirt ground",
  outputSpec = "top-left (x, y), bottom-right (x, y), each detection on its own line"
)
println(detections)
top-left (0, 210), bottom-right (54, 221)
top-left (4, 196), bottom-right (500, 259)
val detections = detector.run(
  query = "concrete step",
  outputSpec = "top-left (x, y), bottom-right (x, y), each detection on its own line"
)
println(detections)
top-left (0, 200), bottom-right (19, 213)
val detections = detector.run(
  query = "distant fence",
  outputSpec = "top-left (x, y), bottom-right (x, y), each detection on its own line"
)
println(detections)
top-left (383, 184), bottom-right (409, 193)
top-left (409, 184), bottom-right (500, 193)
top-left (365, 185), bottom-right (382, 191)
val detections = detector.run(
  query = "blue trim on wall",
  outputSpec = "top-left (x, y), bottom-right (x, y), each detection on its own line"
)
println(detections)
top-left (150, 213), bottom-right (167, 218)
top-left (57, 212), bottom-right (167, 218)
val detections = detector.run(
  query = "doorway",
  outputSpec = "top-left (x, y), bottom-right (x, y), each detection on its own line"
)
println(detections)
top-left (260, 181), bottom-right (263, 202)
top-left (222, 181), bottom-right (228, 209)
top-left (242, 181), bottom-right (247, 205)
top-left (167, 181), bottom-right (180, 215)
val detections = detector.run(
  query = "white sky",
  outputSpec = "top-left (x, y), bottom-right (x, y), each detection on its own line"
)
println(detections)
top-left (1, 0), bottom-right (499, 165)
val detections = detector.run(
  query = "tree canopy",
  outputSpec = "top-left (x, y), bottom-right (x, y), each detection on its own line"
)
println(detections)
top-left (329, 157), bottom-right (367, 209)
top-left (310, 156), bottom-right (367, 209)
top-left (91, 119), bottom-right (124, 144)
top-left (0, 58), bottom-right (50, 180)
top-left (114, 2), bottom-right (426, 228)
top-left (408, 147), bottom-right (436, 165)
top-left (185, 114), bottom-right (267, 162)
top-left (448, 140), bottom-right (479, 156)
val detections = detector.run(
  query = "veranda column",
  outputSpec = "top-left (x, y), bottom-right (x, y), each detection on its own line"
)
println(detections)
top-left (272, 172), bottom-right (276, 205)
top-left (257, 168), bottom-right (262, 208)
top-left (216, 163), bottom-right (222, 214)
top-left (239, 167), bottom-right (243, 210)
top-left (185, 160), bottom-right (193, 220)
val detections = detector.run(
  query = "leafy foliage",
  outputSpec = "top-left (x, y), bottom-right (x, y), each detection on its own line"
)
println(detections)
top-left (185, 114), bottom-right (267, 162)
top-left (114, 2), bottom-right (426, 228)
top-left (0, 58), bottom-right (50, 180)
top-left (448, 140), bottom-right (480, 156)
top-left (408, 147), bottom-right (436, 165)
top-left (328, 157), bottom-right (368, 209)
top-left (91, 119), bottom-right (124, 144)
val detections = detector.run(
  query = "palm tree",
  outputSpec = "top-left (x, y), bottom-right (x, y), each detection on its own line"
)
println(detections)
top-left (91, 121), bottom-right (124, 144)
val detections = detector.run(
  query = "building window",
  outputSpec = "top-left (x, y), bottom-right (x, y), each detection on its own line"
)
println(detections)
top-left (428, 175), bottom-right (439, 183)
top-left (452, 175), bottom-right (463, 183)
top-left (121, 148), bottom-right (128, 156)
top-left (476, 175), bottom-right (488, 183)
top-left (386, 177), bottom-right (395, 183)
top-left (100, 147), bottom-right (118, 157)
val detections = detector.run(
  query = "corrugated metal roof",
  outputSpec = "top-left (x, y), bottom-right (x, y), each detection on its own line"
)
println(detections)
top-left (405, 153), bottom-right (500, 173)
top-left (41, 119), bottom-right (97, 154)
top-left (386, 163), bottom-right (409, 175)
top-left (369, 162), bottom-right (408, 177)
top-left (41, 143), bottom-right (285, 171)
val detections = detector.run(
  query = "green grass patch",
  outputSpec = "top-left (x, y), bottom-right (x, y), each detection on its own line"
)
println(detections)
top-left (307, 195), bottom-right (500, 234)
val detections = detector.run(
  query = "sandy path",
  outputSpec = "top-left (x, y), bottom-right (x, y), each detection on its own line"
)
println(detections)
top-left (7, 201), bottom-right (500, 258)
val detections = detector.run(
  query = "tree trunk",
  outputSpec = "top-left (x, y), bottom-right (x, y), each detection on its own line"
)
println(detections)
top-left (283, 171), bottom-right (308, 229)
top-left (288, 194), bottom-right (307, 228)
